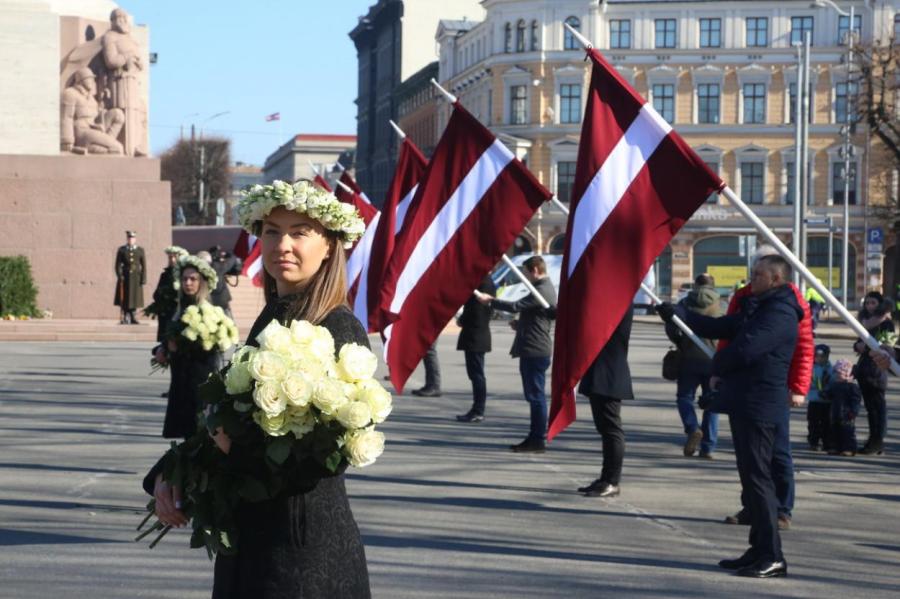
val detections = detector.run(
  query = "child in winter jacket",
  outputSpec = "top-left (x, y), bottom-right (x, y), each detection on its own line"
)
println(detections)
top-left (807, 344), bottom-right (834, 451)
top-left (827, 359), bottom-right (863, 456)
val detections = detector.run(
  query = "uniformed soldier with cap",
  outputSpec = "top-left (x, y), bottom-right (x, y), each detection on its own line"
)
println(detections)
top-left (115, 230), bottom-right (146, 324)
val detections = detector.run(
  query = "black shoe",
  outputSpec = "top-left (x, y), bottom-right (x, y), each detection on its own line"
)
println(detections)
top-left (583, 481), bottom-right (619, 498)
top-left (160, 391), bottom-right (168, 398)
top-left (724, 508), bottom-right (750, 525)
top-left (412, 387), bottom-right (441, 397)
top-left (577, 478), bottom-right (603, 493)
top-left (719, 551), bottom-right (758, 570)
top-left (736, 560), bottom-right (787, 578)
top-left (509, 439), bottom-right (545, 453)
top-left (860, 443), bottom-right (884, 455)
top-left (456, 412), bottom-right (484, 423)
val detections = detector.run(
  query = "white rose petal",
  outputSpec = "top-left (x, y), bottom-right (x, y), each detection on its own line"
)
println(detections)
top-left (249, 350), bottom-right (288, 383)
top-left (336, 400), bottom-right (373, 430)
top-left (224, 362), bottom-right (253, 395)
top-left (356, 379), bottom-right (392, 424)
top-left (253, 380), bottom-right (287, 417)
top-left (256, 321), bottom-right (293, 355)
top-left (253, 410), bottom-right (288, 436)
top-left (312, 377), bottom-right (349, 415)
top-left (344, 429), bottom-right (385, 467)
top-left (280, 371), bottom-right (313, 407)
top-left (336, 343), bottom-right (378, 382)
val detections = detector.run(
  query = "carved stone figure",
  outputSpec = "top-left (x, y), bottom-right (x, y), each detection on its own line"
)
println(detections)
top-left (100, 8), bottom-right (147, 156)
top-left (60, 67), bottom-right (124, 155)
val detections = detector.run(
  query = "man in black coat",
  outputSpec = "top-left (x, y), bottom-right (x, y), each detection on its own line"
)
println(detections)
top-left (661, 255), bottom-right (802, 578)
top-left (576, 308), bottom-right (634, 498)
top-left (114, 230), bottom-right (146, 324)
top-left (209, 245), bottom-right (241, 317)
top-left (456, 275), bottom-right (496, 423)
top-left (476, 255), bottom-right (557, 452)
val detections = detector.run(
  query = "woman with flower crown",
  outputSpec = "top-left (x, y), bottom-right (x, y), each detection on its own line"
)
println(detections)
top-left (154, 254), bottom-right (229, 439)
top-left (145, 180), bottom-right (372, 598)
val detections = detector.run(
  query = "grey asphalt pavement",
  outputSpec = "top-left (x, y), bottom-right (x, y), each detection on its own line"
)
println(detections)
top-left (0, 321), bottom-right (898, 598)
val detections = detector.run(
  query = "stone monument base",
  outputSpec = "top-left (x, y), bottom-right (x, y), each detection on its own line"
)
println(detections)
top-left (0, 154), bottom-right (170, 319)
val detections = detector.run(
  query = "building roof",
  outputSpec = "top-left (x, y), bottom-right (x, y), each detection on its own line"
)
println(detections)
top-left (294, 134), bottom-right (357, 143)
top-left (439, 19), bottom-right (478, 32)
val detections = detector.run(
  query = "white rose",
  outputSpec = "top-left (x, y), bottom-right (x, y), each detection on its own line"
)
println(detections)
top-left (309, 326), bottom-right (336, 357)
top-left (336, 400), bottom-right (373, 430)
top-left (344, 429), bottom-right (385, 467)
top-left (356, 379), bottom-right (392, 424)
top-left (224, 361), bottom-right (253, 395)
top-left (285, 406), bottom-right (316, 438)
top-left (336, 343), bottom-right (378, 382)
top-left (253, 380), bottom-right (287, 416)
top-left (256, 321), bottom-right (293, 355)
top-left (249, 350), bottom-right (288, 383)
top-left (183, 328), bottom-right (198, 342)
top-left (289, 319), bottom-right (316, 344)
top-left (232, 345), bottom-right (256, 364)
top-left (312, 378), bottom-right (349, 415)
top-left (280, 371), bottom-right (313, 407)
top-left (253, 410), bottom-right (288, 436)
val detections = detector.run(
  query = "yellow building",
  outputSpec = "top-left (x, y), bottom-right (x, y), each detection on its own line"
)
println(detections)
top-left (434, 0), bottom-right (899, 301)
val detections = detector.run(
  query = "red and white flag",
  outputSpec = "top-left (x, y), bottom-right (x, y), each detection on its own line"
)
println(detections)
top-left (265, 112), bottom-right (280, 122)
top-left (378, 103), bottom-right (551, 392)
top-left (547, 49), bottom-right (722, 441)
top-left (334, 171), bottom-right (380, 316)
top-left (361, 137), bottom-right (428, 332)
top-left (233, 229), bottom-right (264, 287)
top-left (312, 173), bottom-right (332, 192)
top-left (336, 171), bottom-right (378, 225)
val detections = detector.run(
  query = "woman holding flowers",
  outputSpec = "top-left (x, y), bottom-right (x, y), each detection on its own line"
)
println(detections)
top-left (155, 255), bottom-right (237, 439)
top-left (146, 181), bottom-right (377, 598)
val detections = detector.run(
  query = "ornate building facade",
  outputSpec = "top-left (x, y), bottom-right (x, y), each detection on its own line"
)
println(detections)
top-left (435, 0), bottom-right (899, 300)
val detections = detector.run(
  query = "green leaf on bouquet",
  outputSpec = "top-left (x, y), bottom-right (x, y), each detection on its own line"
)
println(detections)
top-left (325, 450), bottom-right (343, 473)
top-left (266, 437), bottom-right (293, 465)
top-left (237, 477), bottom-right (269, 502)
top-left (199, 374), bottom-right (226, 407)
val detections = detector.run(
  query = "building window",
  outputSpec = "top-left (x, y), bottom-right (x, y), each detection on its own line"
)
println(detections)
top-left (510, 85), bottom-right (527, 124)
top-left (531, 20), bottom-right (539, 51)
top-left (838, 14), bottom-right (862, 45)
top-left (700, 18), bottom-right (721, 48)
top-left (704, 161), bottom-right (719, 203)
top-left (788, 82), bottom-right (814, 124)
top-left (791, 16), bottom-right (814, 46)
top-left (835, 81), bottom-right (859, 123)
top-left (655, 19), bottom-right (677, 49)
top-left (652, 83), bottom-right (675, 123)
top-left (557, 161), bottom-right (577, 203)
top-left (560, 83), bottom-right (582, 124)
top-left (785, 161), bottom-right (795, 205)
top-left (746, 17), bottom-right (768, 47)
top-left (743, 83), bottom-right (766, 124)
top-left (741, 162), bottom-right (765, 204)
top-left (697, 83), bottom-right (720, 124)
top-left (564, 16), bottom-right (581, 50)
top-left (833, 161), bottom-right (857, 204)
top-left (610, 19), bottom-right (631, 49)
top-left (516, 19), bottom-right (526, 52)
top-left (505, 23), bottom-right (512, 53)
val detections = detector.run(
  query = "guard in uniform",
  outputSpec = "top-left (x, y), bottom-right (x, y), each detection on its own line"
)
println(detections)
top-left (115, 230), bottom-right (146, 324)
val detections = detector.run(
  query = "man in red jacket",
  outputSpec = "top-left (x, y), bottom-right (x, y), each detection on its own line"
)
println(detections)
top-left (718, 248), bottom-right (814, 529)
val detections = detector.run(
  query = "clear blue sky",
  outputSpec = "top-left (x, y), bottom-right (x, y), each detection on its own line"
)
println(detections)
top-left (119, 0), bottom-right (375, 166)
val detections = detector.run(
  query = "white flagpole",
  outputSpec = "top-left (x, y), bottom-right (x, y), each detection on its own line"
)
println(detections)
top-left (430, 78), bottom-right (458, 104)
top-left (389, 120), bottom-right (407, 140)
top-left (500, 255), bottom-right (551, 309)
top-left (335, 179), bottom-right (353, 194)
top-left (720, 186), bottom-right (900, 375)
top-left (548, 196), bottom-right (713, 358)
top-left (307, 160), bottom-right (321, 177)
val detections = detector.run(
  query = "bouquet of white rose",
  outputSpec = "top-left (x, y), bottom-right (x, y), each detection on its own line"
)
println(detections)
top-left (177, 303), bottom-right (240, 353)
top-left (137, 318), bottom-right (391, 557)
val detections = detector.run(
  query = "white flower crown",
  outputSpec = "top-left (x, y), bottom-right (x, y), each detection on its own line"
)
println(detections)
top-left (165, 245), bottom-right (189, 257)
top-left (237, 180), bottom-right (366, 249)
top-left (173, 255), bottom-right (218, 290)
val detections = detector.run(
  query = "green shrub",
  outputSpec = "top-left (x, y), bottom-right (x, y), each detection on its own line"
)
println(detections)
top-left (0, 256), bottom-right (41, 318)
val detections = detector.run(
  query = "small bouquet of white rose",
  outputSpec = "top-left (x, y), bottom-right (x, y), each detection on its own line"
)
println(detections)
top-left (176, 303), bottom-right (240, 353)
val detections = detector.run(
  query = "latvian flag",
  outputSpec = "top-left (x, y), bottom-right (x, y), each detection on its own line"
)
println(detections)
top-left (378, 103), bottom-right (551, 392)
top-left (547, 49), bottom-right (722, 441)
top-left (334, 171), bottom-right (380, 321)
top-left (233, 229), bottom-right (263, 287)
top-left (265, 112), bottom-right (280, 122)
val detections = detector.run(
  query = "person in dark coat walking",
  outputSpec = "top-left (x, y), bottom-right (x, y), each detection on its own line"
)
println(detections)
top-left (147, 200), bottom-right (371, 598)
top-left (476, 255), bottom-right (557, 453)
top-left (456, 275), bottom-right (496, 422)
top-left (576, 308), bottom-right (634, 498)
top-left (148, 246), bottom-right (187, 343)
top-left (662, 254), bottom-right (803, 578)
top-left (114, 230), bottom-right (146, 324)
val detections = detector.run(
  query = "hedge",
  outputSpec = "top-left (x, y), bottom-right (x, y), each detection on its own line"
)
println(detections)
top-left (0, 255), bottom-right (41, 318)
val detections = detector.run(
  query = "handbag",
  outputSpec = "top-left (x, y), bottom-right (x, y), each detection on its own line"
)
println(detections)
top-left (662, 347), bottom-right (681, 381)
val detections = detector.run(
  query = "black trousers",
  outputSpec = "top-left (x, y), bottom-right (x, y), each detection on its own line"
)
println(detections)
top-left (423, 342), bottom-right (441, 390)
top-left (588, 395), bottom-right (624, 486)
top-left (732, 415), bottom-right (783, 563)
top-left (807, 402), bottom-right (832, 449)
top-left (464, 351), bottom-right (487, 415)
top-left (859, 383), bottom-right (887, 444)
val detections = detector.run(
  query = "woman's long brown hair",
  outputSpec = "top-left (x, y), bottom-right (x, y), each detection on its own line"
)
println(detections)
top-left (259, 227), bottom-right (349, 325)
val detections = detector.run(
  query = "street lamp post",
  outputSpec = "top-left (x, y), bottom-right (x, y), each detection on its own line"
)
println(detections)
top-left (814, 0), bottom-right (856, 307)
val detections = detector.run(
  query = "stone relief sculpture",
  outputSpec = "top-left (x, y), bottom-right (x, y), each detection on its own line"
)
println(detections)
top-left (60, 67), bottom-right (124, 154)
top-left (59, 8), bottom-right (148, 157)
